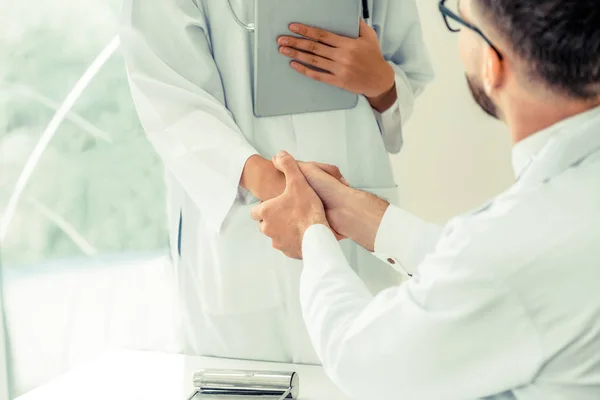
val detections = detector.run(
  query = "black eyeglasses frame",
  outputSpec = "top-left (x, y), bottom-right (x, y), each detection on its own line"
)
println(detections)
top-left (438, 0), bottom-right (503, 60)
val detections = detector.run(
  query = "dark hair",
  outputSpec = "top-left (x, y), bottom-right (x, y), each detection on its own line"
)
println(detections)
top-left (476, 0), bottom-right (600, 99)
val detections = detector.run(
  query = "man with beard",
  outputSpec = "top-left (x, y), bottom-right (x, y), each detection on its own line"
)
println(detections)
top-left (252, 0), bottom-right (600, 398)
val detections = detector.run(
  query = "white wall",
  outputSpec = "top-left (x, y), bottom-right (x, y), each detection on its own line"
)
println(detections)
top-left (392, 1), bottom-right (515, 224)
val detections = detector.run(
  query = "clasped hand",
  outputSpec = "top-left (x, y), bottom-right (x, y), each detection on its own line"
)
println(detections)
top-left (251, 151), bottom-right (352, 260)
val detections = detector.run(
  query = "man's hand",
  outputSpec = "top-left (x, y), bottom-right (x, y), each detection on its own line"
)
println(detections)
top-left (299, 163), bottom-right (390, 252)
top-left (251, 151), bottom-right (331, 260)
top-left (277, 20), bottom-right (397, 112)
top-left (241, 155), bottom-right (347, 202)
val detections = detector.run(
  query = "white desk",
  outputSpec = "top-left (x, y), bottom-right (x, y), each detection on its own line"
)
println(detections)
top-left (16, 350), bottom-right (351, 400)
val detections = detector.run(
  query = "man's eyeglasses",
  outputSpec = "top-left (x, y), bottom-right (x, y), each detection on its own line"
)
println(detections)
top-left (438, 0), bottom-right (503, 60)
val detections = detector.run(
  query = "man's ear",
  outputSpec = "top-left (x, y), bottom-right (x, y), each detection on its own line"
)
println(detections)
top-left (482, 47), bottom-right (503, 96)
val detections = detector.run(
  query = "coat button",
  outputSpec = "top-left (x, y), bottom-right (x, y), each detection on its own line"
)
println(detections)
top-left (387, 258), bottom-right (396, 265)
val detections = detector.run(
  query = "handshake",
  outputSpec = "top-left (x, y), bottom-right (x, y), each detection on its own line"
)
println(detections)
top-left (249, 151), bottom-right (390, 260)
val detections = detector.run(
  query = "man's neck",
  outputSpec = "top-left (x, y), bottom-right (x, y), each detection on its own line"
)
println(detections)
top-left (504, 93), bottom-right (600, 145)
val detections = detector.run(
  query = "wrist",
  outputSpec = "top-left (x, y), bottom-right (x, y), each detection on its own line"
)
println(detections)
top-left (368, 82), bottom-right (397, 113)
top-left (240, 155), bottom-right (264, 194)
top-left (300, 216), bottom-right (329, 238)
top-left (367, 64), bottom-right (397, 112)
top-left (336, 189), bottom-right (389, 251)
top-left (241, 155), bottom-right (284, 200)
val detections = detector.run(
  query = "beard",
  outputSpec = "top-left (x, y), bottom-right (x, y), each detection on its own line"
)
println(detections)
top-left (466, 75), bottom-right (500, 120)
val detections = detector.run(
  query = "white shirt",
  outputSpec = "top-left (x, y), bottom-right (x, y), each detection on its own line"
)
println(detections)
top-left (301, 106), bottom-right (600, 399)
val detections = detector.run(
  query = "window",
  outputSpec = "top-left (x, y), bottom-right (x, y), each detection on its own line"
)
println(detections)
top-left (1, 1), bottom-right (169, 397)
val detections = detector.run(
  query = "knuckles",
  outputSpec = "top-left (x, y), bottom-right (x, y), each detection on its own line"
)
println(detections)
top-left (297, 25), bottom-right (308, 36)
top-left (308, 70), bottom-right (323, 81)
top-left (314, 29), bottom-right (326, 42)
top-left (308, 41), bottom-right (319, 54)
top-left (260, 205), bottom-right (273, 221)
top-left (330, 166), bottom-right (341, 177)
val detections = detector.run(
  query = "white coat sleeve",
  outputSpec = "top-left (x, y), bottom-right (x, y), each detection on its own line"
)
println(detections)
top-left (300, 224), bottom-right (542, 400)
top-left (373, 205), bottom-right (443, 276)
top-left (373, 0), bottom-right (434, 154)
top-left (119, 0), bottom-right (258, 233)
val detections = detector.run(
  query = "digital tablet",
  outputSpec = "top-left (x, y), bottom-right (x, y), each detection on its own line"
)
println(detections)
top-left (253, 0), bottom-right (361, 118)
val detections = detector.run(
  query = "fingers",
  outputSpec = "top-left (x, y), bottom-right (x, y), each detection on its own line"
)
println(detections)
top-left (311, 163), bottom-right (346, 183)
top-left (290, 61), bottom-right (340, 87)
top-left (289, 24), bottom-right (347, 47)
top-left (278, 36), bottom-right (336, 60)
top-left (250, 203), bottom-right (264, 222)
top-left (299, 162), bottom-right (350, 186)
top-left (252, 204), bottom-right (267, 236)
top-left (279, 47), bottom-right (337, 74)
top-left (254, 207), bottom-right (269, 236)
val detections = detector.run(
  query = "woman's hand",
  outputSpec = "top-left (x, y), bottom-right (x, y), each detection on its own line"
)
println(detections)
top-left (241, 156), bottom-right (348, 204)
top-left (277, 20), bottom-right (397, 111)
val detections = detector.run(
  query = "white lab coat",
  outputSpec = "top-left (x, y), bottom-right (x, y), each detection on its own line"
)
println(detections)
top-left (120, 0), bottom-right (433, 363)
top-left (301, 106), bottom-right (600, 399)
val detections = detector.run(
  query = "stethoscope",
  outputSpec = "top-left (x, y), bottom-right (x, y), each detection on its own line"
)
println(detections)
top-left (361, 0), bottom-right (371, 24)
top-left (226, 0), bottom-right (371, 32)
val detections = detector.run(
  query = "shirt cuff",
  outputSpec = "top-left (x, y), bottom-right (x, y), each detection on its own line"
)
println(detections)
top-left (302, 224), bottom-right (343, 271)
top-left (373, 99), bottom-right (403, 154)
top-left (389, 62), bottom-right (418, 124)
top-left (167, 135), bottom-right (258, 235)
top-left (302, 224), bottom-right (368, 286)
top-left (372, 63), bottom-right (417, 154)
top-left (373, 205), bottom-right (443, 276)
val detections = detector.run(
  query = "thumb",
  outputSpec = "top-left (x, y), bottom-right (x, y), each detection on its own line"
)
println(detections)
top-left (272, 151), bottom-right (305, 186)
top-left (359, 19), bottom-right (376, 40)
